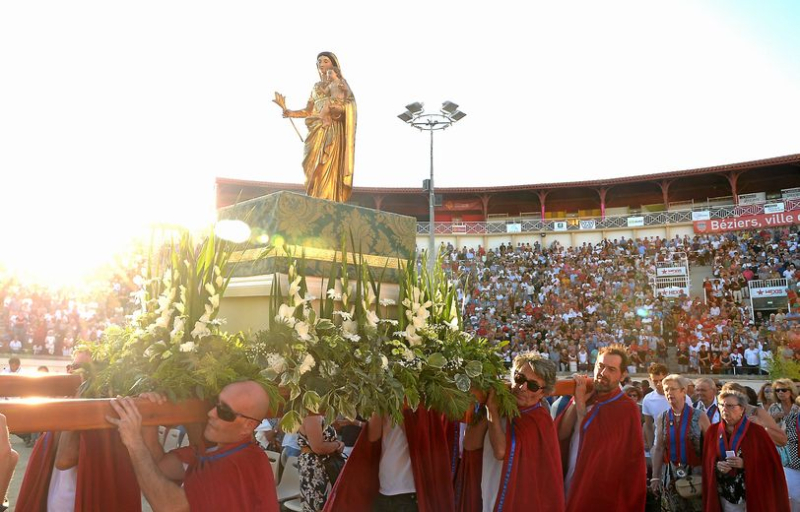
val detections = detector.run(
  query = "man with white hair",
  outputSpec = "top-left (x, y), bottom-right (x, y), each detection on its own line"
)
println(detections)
top-left (693, 377), bottom-right (720, 423)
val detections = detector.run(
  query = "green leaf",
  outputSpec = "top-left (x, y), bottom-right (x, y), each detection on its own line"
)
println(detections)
top-left (280, 410), bottom-right (302, 433)
top-left (427, 353), bottom-right (446, 369)
top-left (302, 390), bottom-right (322, 413)
top-left (455, 373), bottom-right (471, 393)
top-left (465, 360), bottom-right (483, 378)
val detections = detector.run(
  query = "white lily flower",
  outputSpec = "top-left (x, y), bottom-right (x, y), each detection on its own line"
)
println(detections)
top-left (288, 276), bottom-right (302, 298)
top-left (298, 353), bottom-right (316, 375)
top-left (342, 319), bottom-right (359, 335)
top-left (179, 341), bottom-right (196, 353)
top-left (294, 321), bottom-right (312, 341)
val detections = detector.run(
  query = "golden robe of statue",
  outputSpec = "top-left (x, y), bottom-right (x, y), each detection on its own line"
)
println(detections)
top-left (278, 52), bottom-right (356, 203)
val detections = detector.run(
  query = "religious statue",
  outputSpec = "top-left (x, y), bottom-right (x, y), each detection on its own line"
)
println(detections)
top-left (274, 52), bottom-right (357, 203)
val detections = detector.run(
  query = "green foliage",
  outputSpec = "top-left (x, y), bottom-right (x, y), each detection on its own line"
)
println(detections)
top-left (768, 354), bottom-right (800, 380)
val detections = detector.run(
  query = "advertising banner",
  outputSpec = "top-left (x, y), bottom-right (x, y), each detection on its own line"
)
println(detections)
top-left (764, 202), bottom-right (785, 214)
top-left (692, 211), bottom-right (710, 221)
top-left (750, 286), bottom-right (787, 298)
top-left (693, 211), bottom-right (800, 234)
top-left (656, 267), bottom-right (687, 277)
top-left (553, 221), bottom-right (568, 231)
top-left (627, 216), bottom-right (644, 227)
top-left (579, 220), bottom-right (596, 230)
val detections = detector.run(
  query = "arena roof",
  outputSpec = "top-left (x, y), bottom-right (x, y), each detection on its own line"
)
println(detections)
top-left (217, 153), bottom-right (800, 219)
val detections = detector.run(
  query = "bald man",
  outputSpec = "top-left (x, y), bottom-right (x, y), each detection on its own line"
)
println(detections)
top-left (109, 381), bottom-right (279, 512)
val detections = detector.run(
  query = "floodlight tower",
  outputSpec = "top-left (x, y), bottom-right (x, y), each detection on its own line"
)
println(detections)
top-left (397, 101), bottom-right (466, 270)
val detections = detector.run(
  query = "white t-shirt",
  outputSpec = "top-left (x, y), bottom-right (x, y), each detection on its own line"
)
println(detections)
top-left (379, 420), bottom-right (416, 496)
top-left (641, 391), bottom-right (693, 446)
top-left (481, 423), bottom-right (505, 512)
top-left (47, 467), bottom-right (77, 512)
top-left (744, 348), bottom-right (760, 366)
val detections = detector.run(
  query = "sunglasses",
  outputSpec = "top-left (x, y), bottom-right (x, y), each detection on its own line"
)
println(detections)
top-left (775, 388), bottom-right (790, 394)
top-left (513, 372), bottom-right (545, 393)
top-left (215, 401), bottom-right (261, 423)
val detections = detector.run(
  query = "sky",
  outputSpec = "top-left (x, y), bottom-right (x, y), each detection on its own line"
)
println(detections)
top-left (1, 0), bottom-right (799, 284)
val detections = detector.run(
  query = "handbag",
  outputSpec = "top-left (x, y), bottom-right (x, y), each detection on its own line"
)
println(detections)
top-left (673, 468), bottom-right (702, 499)
top-left (322, 452), bottom-right (347, 484)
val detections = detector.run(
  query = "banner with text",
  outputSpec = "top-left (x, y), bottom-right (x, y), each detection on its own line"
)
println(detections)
top-left (693, 212), bottom-right (800, 234)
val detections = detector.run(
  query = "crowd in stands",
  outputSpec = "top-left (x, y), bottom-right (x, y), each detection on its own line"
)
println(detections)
top-left (445, 227), bottom-right (800, 373)
top-left (0, 267), bottom-right (138, 358)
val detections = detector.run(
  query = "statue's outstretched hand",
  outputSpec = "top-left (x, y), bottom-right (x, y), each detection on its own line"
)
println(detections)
top-left (273, 92), bottom-right (288, 116)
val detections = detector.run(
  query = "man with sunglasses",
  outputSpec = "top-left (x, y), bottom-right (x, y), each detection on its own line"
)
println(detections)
top-left (108, 380), bottom-right (279, 512)
top-left (557, 344), bottom-right (646, 512)
top-left (459, 353), bottom-right (565, 512)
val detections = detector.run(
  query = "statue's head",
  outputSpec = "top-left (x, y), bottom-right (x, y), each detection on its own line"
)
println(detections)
top-left (317, 52), bottom-right (341, 78)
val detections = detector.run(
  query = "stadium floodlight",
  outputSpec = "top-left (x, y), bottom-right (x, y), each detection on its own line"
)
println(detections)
top-left (397, 100), bottom-right (466, 270)
top-left (440, 101), bottom-right (459, 115)
top-left (405, 102), bottom-right (425, 114)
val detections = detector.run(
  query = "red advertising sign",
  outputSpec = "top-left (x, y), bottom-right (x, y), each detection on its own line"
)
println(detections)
top-left (693, 212), bottom-right (800, 234)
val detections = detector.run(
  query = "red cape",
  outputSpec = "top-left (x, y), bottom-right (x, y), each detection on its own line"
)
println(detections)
top-left (16, 432), bottom-right (58, 512)
top-left (16, 430), bottom-right (141, 512)
top-left (323, 407), bottom-right (455, 512)
top-left (702, 421), bottom-right (789, 512)
top-left (456, 404), bottom-right (565, 512)
top-left (75, 430), bottom-right (141, 511)
top-left (565, 390), bottom-right (646, 512)
top-left (174, 441), bottom-right (279, 512)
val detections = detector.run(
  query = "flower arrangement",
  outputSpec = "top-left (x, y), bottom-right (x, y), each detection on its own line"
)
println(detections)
top-left (81, 231), bottom-right (280, 407)
top-left (250, 247), bottom-right (516, 432)
top-left (80, 228), bottom-right (515, 433)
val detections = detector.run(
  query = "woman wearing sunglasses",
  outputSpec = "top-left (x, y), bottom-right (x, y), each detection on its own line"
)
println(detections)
top-left (459, 353), bottom-right (564, 512)
top-left (768, 379), bottom-right (800, 510)
top-left (650, 374), bottom-right (710, 511)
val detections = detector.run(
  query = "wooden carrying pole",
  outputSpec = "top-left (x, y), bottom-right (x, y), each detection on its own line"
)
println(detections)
top-left (0, 398), bottom-right (211, 433)
top-left (0, 374), bottom-right (82, 398)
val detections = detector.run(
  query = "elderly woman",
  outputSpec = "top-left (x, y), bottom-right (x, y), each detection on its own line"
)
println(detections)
top-left (651, 375), bottom-right (710, 511)
top-left (758, 382), bottom-right (775, 411)
top-left (768, 379), bottom-right (800, 510)
top-left (721, 382), bottom-right (787, 446)
top-left (460, 353), bottom-right (565, 512)
top-left (702, 389), bottom-right (789, 512)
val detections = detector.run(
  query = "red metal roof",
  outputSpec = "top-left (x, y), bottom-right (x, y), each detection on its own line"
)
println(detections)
top-left (217, 153), bottom-right (800, 194)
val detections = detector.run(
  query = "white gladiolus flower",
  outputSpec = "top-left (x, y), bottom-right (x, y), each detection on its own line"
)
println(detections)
top-left (133, 275), bottom-right (144, 287)
top-left (216, 274), bottom-right (224, 288)
top-left (174, 302), bottom-right (185, 314)
top-left (406, 325), bottom-right (423, 346)
top-left (179, 341), bottom-right (196, 353)
top-left (365, 310), bottom-right (379, 328)
top-left (155, 313), bottom-right (171, 329)
top-left (444, 317), bottom-right (459, 332)
top-left (298, 353), bottom-right (316, 375)
top-left (209, 294), bottom-right (220, 309)
top-left (381, 355), bottom-right (389, 369)
top-left (191, 321), bottom-right (210, 339)
top-left (205, 283), bottom-right (216, 296)
top-left (403, 347), bottom-right (415, 362)
top-left (412, 315), bottom-right (426, 329)
top-left (294, 321), bottom-right (312, 341)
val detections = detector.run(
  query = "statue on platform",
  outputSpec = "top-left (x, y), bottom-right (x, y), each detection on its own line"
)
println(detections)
top-left (274, 52), bottom-right (357, 203)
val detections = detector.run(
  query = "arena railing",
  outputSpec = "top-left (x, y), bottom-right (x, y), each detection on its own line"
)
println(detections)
top-left (416, 197), bottom-right (800, 235)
